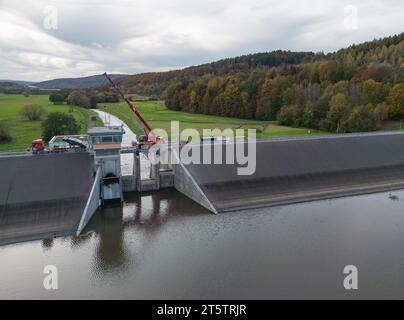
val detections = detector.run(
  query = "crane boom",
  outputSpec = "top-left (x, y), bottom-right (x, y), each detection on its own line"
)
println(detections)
top-left (103, 73), bottom-right (153, 134)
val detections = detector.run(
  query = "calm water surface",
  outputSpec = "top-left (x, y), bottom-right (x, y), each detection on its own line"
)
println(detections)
top-left (1, 188), bottom-right (404, 299)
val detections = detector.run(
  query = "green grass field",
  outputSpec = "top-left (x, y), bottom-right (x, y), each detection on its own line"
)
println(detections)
top-left (0, 94), bottom-right (100, 151)
top-left (0, 94), bottom-right (326, 151)
top-left (101, 101), bottom-right (325, 140)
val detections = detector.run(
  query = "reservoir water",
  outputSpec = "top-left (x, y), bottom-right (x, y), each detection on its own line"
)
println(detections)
top-left (1, 188), bottom-right (404, 299)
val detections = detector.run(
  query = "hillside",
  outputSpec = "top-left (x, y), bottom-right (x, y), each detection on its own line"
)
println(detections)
top-left (34, 74), bottom-right (127, 89)
top-left (118, 51), bottom-right (316, 96)
top-left (0, 80), bottom-right (35, 86)
top-left (117, 33), bottom-right (404, 134)
top-left (0, 81), bottom-right (26, 94)
top-left (119, 34), bottom-right (404, 98)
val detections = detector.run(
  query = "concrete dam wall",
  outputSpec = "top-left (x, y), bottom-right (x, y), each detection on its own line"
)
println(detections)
top-left (2, 131), bottom-right (404, 244)
top-left (0, 153), bottom-right (94, 245)
top-left (0, 153), bottom-right (94, 207)
top-left (181, 132), bottom-right (404, 212)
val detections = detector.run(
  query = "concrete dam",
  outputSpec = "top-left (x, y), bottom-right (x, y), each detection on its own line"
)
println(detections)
top-left (180, 132), bottom-right (404, 212)
top-left (0, 153), bottom-right (94, 245)
top-left (1, 130), bottom-right (404, 245)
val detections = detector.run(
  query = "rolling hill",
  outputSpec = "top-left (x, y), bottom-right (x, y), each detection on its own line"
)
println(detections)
top-left (33, 74), bottom-right (127, 89)
top-left (117, 51), bottom-right (316, 96)
top-left (114, 32), bottom-right (404, 134)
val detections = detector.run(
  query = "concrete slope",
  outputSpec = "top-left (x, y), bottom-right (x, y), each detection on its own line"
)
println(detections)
top-left (0, 153), bottom-right (94, 245)
top-left (0, 153), bottom-right (94, 207)
top-left (182, 132), bottom-right (404, 212)
top-left (0, 199), bottom-right (88, 246)
top-left (173, 150), bottom-right (217, 214)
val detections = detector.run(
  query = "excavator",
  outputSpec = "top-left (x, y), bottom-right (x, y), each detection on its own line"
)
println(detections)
top-left (103, 72), bottom-right (157, 153)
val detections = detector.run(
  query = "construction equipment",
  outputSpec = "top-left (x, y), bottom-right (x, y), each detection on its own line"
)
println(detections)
top-left (31, 135), bottom-right (88, 154)
top-left (103, 73), bottom-right (156, 151)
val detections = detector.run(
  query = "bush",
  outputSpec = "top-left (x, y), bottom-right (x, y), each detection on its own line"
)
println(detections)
top-left (301, 101), bottom-right (327, 129)
top-left (374, 103), bottom-right (390, 121)
top-left (49, 93), bottom-right (66, 105)
top-left (345, 105), bottom-right (380, 132)
top-left (42, 112), bottom-right (80, 142)
top-left (324, 93), bottom-right (352, 132)
top-left (277, 105), bottom-right (302, 127)
top-left (67, 90), bottom-right (96, 109)
top-left (20, 104), bottom-right (46, 120)
top-left (388, 83), bottom-right (404, 119)
top-left (0, 124), bottom-right (11, 144)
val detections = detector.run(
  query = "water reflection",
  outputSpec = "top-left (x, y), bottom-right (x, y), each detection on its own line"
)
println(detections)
top-left (93, 206), bottom-right (128, 274)
top-left (2, 188), bottom-right (404, 299)
top-left (78, 190), bottom-right (209, 277)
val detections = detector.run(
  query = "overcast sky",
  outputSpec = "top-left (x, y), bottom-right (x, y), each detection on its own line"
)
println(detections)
top-left (0, 0), bottom-right (403, 81)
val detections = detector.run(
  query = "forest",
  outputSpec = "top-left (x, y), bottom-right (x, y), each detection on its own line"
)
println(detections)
top-left (119, 33), bottom-right (404, 133)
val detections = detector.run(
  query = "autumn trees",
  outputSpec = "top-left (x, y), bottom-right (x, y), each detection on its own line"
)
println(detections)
top-left (388, 83), bottom-right (404, 119)
top-left (49, 89), bottom-right (119, 110)
top-left (359, 79), bottom-right (390, 107)
top-left (345, 106), bottom-right (379, 132)
top-left (67, 91), bottom-right (93, 109)
top-left (165, 66), bottom-right (400, 133)
top-left (162, 33), bottom-right (404, 133)
top-left (121, 50), bottom-right (314, 97)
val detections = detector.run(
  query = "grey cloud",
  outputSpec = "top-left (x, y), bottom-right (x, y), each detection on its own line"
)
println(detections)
top-left (0, 0), bottom-right (404, 81)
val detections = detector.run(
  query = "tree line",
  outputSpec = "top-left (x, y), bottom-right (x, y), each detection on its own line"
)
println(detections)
top-left (118, 51), bottom-right (315, 96)
top-left (49, 88), bottom-right (119, 108)
top-left (160, 33), bottom-right (404, 133)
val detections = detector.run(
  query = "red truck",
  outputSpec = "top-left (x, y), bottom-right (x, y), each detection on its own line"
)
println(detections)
top-left (31, 139), bottom-right (45, 153)
top-left (31, 136), bottom-right (88, 154)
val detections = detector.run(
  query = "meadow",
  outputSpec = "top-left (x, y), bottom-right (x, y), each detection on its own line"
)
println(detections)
top-left (3, 94), bottom-right (403, 151)
top-left (101, 101), bottom-right (325, 140)
top-left (0, 94), bottom-right (99, 151)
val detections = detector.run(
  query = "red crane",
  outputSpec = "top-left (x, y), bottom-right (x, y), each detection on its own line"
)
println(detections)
top-left (103, 73), bottom-right (155, 142)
